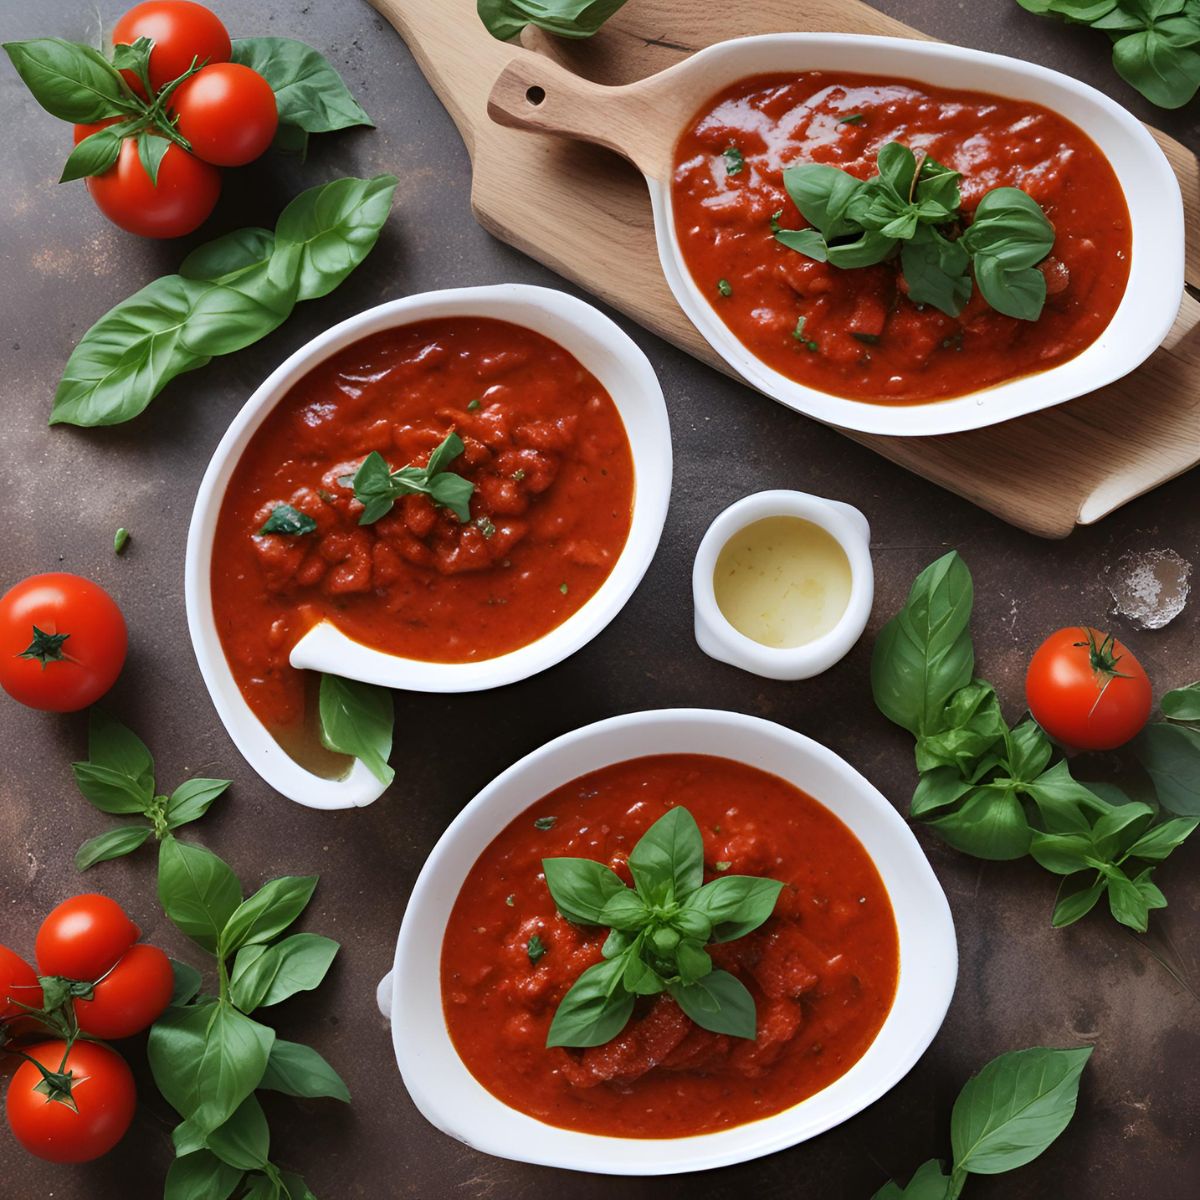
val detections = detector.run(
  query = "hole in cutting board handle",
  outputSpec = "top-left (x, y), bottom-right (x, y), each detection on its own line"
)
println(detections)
top-left (526, 85), bottom-right (546, 106)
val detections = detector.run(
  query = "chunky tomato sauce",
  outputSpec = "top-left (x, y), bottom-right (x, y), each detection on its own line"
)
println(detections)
top-left (212, 317), bottom-right (634, 741)
top-left (441, 754), bottom-right (899, 1138)
top-left (672, 72), bottom-right (1132, 403)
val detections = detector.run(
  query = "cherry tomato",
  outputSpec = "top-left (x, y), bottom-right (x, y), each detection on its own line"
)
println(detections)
top-left (1026, 626), bottom-right (1153, 751)
top-left (0, 573), bottom-right (128, 713)
top-left (1, 946), bottom-right (42, 1025)
top-left (86, 135), bottom-right (220, 238)
top-left (6, 1040), bottom-right (135, 1163)
top-left (73, 944), bottom-right (173, 1040)
top-left (35, 896), bottom-right (140, 983)
top-left (171, 62), bottom-right (278, 166)
top-left (111, 1), bottom-right (231, 94)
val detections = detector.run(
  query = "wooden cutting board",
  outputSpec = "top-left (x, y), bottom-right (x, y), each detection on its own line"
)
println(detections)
top-left (368, 0), bottom-right (1200, 538)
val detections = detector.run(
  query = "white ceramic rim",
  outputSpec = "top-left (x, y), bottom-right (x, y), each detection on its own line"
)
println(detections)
top-left (184, 285), bottom-right (672, 810)
top-left (692, 491), bottom-right (874, 679)
top-left (387, 708), bottom-right (958, 1175)
top-left (647, 33), bottom-right (1183, 436)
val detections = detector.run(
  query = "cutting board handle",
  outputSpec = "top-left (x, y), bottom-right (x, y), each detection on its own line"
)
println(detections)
top-left (487, 54), bottom-right (667, 178)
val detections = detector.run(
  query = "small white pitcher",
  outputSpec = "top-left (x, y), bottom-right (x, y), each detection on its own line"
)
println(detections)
top-left (692, 490), bottom-right (874, 681)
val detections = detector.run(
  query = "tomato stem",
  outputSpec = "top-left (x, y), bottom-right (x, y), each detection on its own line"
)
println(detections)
top-left (17, 625), bottom-right (71, 668)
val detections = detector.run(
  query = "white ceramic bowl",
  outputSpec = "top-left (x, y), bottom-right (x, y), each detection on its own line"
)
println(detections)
top-left (649, 34), bottom-right (1183, 436)
top-left (185, 285), bottom-right (672, 810)
top-left (378, 708), bottom-right (957, 1175)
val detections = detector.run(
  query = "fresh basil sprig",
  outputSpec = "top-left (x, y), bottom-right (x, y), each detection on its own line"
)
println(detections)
top-left (317, 673), bottom-right (395, 786)
top-left (343, 432), bottom-right (475, 525)
top-left (1016, 1), bottom-right (1200, 109)
top-left (258, 503), bottom-right (317, 537)
top-left (774, 142), bottom-right (1055, 320)
top-left (478, 0), bottom-right (631, 40)
top-left (542, 807), bottom-right (782, 1048)
top-left (49, 174), bottom-right (397, 427)
top-left (874, 1045), bottom-right (1092, 1199)
top-left (71, 710), bottom-right (230, 871)
top-left (872, 553), bottom-right (1198, 931)
top-left (150, 840), bottom-right (345, 1200)
top-left (1134, 680), bottom-right (1200, 815)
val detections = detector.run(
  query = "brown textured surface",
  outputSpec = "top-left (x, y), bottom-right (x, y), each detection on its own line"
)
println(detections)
top-left (0, 2), bottom-right (1197, 1197)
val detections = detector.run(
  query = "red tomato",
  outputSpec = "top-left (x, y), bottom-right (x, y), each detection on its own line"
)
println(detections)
top-left (35, 896), bottom-right (140, 983)
top-left (1, 946), bottom-right (42, 1025)
top-left (1026, 626), bottom-right (1153, 751)
top-left (171, 62), bottom-right (278, 166)
top-left (86, 135), bottom-right (220, 238)
top-left (73, 944), bottom-right (173, 1040)
top-left (0, 573), bottom-right (128, 713)
top-left (5, 1040), bottom-right (135, 1163)
top-left (111, 1), bottom-right (231, 94)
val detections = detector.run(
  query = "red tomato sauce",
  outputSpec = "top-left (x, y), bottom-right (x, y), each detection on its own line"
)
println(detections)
top-left (211, 317), bottom-right (635, 740)
top-left (441, 754), bottom-right (899, 1138)
top-left (671, 72), bottom-right (1132, 403)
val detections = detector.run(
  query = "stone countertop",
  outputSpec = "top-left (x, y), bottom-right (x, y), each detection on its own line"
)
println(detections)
top-left (0, 1), bottom-right (1197, 1197)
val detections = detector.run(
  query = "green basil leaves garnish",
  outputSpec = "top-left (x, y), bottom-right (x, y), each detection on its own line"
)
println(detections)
top-left (49, 175), bottom-right (397, 428)
top-left (345, 433), bottom-right (475, 525)
top-left (478, 0), bottom-right (631, 41)
top-left (774, 142), bottom-right (1055, 321)
top-left (542, 807), bottom-right (782, 1048)
top-left (874, 1045), bottom-right (1091, 1198)
top-left (317, 674), bottom-right (395, 787)
top-left (258, 504), bottom-right (317, 537)
top-left (871, 552), bottom-right (1198, 930)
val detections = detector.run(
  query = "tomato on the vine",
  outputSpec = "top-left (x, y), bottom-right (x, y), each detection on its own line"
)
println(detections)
top-left (5, 1040), bottom-right (135, 1163)
top-left (1026, 626), bottom-right (1153, 751)
top-left (0, 573), bottom-right (128, 713)
top-left (35, 895), bottom-right (139, 983)
top-left (74, 944), bottom-right (174, 1040)
top-left (111, 0), bottom-right (232, 94)
top-left (0, 946), bottom-right (41, 1025)
top-left (171, 62), bottom-right (278, 166)
top-left (86, 135), bottom-right (220, 238)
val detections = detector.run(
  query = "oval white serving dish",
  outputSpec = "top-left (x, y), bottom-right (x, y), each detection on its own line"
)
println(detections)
top-left (379, 708), bottom-right (957, 1175)
top-left (693, 489), bottom-right (874, 680)
top-left (185, 285), bottom-right (672, 810)
top-left (491, 33), bottom-right (1183, 436)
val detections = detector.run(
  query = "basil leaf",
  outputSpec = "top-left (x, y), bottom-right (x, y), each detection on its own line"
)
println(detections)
top-left (158, 836), bottom-right (244, 953)
top-left (825, 228), bottom-right (896, 269)
top-left (279, 1170), bottom-right (319, 1200)
top-left (782, 163), bottom-right (866, 239)
top-left (180, 268), bottom-right (298, 358)
top-left (229, 933), bottom-right (339, 1011)
top-left (914, 680), bottom-right (1006, 774)
top-left (206, 1094), bottom-right (270, 1171)
top-left (1162, 681), bottom-right (1200, 721)
top-left (627, 806), bottom-right (705, 905)
top-left (973, 255), bottom-right (1047, 322)
top-left (166, 778), bottom-right (231, 829)
top-left (927, 785), bottom-right (1032, 860)
top-left (669, 969), bottom-right (756, 1039)
top-left (1051, 875), bottom-right (1106, 927)
top-left (180, 229), bottom-right (276, 283)
top-left (259, 503), bottom-right (317, 536)
top-left (349, 435), bottom-right (474, 525)
top-left (1022, 761), bottom-right (1105, 833)
top-left (597, 888), bottom-right (651, 931)
top-left (274, 174), bottom-right (398, 301)
top-left (72, 762), bottom-right (154, 814)
top-left (260, 1038), bottom-right (350, 1102)
top-left (2, 38), bottom-right (129, 122)
top-left (74, 824), bottom-right (152, 870)
top-left (1028, 831), bottom-right (1096, 875)
top-left (318, 673), bottom-right (395, 786)
top-left (1112, 27), bottom-right (1200, 108)
top-left (621, 949), bottom-right (667, 994)
top-left (221, 875), bottom-right (318, 954)
top-left (71, 707), bottom-right (155, 813)
top-left (241, 1175), bottom-right (281, 1200)
top-left (773, 227), bottom-right (829, 260)
top-left (170, 959), bottom-right (204, 1007)
top-left (1090, 802), bottom-right (1156, 859)
top-left (1124, 816), bottom-right (1199, 860)
top-left (136, 130), bottom-right (170, 186)
top-left (871, 1160), bottom-right (952, 1200)
top-left (545, 954), bottom-right (635, 1047)
top-left (674, 939), bottom-right (713, 984)
top-left (426, 470), bottom-right (475, 521)
top-left (901, 226), bottom-right (972, 317)
top-left (962, 187), bottom-right (1055, 321)
top-left (231, 38), bottom-right (373, 133)
top-left (1004, 719), bottom-right (1054, 783)
top-left (478, 0), bottom-right (632, 41)
top-left (164, 1149), bottom-right (244, 1200)
top-left (542, 857), bottom-right (629, 925)
top-left (684, 875), bottom-right (783, 942)
top-left (1106, 866), bottom-right (1155, 931)
top-left (59, 121), bottom-right (130, 183)
top-left (950, 1045), bottom-right (1092, 1174)
top-left (148, 1001), bottom-right (274, 1146)
top-left (871, 551), bottom-right (974, 738)
top-left (912, 766), bottom-right (974, 819)
top-left (1135, 723), bottom-right (1200, 814)
top-left (1013, 1), bottom-right (1117, 20)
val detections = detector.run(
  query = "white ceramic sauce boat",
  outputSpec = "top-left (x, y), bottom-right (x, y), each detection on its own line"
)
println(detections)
top-left (377, 707), bottom-right (957, 1174)
top-left (488, 33), bottom-right (1183, 436)
top-left (185, 285), bottom-right (672, 810)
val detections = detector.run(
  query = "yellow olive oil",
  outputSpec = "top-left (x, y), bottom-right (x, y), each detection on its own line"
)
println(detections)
top-left (713, 516), bottom-right (852, 648)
